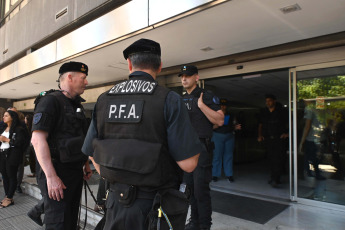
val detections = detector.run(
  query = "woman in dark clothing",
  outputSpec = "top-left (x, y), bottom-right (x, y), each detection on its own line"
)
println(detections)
top-left (25, 114), bottom-right (36, 177)
top-left (0, 110), bottom-right (27, 208)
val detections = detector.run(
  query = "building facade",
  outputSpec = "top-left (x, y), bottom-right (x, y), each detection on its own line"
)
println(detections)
top-left (1, 0), bottom-right (345, 213)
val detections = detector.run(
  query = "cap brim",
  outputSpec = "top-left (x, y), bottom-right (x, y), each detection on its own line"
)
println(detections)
top-left (178, 71), bottom-right (196, 77)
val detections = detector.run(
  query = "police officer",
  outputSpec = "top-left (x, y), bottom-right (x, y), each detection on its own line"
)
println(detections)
top-left (82, 38), bottom-right (201, 230)
top-left (179, 65), bottom-right (224, 230)
top-left (258, 94), bottom-right (289, 187)
top-left (31, 61), bottom-right (92, 230)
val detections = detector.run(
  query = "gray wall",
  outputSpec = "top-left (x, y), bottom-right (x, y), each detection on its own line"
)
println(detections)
top-left (0, 0), bottom-right (115, 66)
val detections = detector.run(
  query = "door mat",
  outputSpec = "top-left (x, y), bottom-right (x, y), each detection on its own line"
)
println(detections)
top-left (211, 190), bottom-right (289, 224)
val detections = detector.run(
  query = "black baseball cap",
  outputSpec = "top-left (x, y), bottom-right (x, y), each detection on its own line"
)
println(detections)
top-left (59, 61), bottom-right (88, 76)
top-left (178, 65), bottom-right (198, 77)
top-left (123, 38), bottom-right (161, 60)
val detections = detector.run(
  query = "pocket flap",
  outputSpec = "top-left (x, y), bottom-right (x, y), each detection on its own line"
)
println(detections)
top-left (93, 138), bottom-right (162, 174)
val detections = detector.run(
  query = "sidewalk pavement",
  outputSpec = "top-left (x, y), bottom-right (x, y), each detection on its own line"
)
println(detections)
top-left (2, 182), bottom-right (345, 230)
top-left (0, 183), bottom-right (94, 230)
top-left (0, 184), bottom-right (43, 230)
top-left (2, 165), bottom-right (345, 230)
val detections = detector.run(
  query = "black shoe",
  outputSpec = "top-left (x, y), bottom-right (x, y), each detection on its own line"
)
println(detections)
top-left (228, 176), bottom-right (234, 182)
top-left (212, 177), bottom-right (218, 182)
top-left (185, 218), bottom-right (199, 230)
top-left (270, 181), bottom-right (279, 188)
top-left (27, 209), bottom-right (43, 226)
top-left (16, 186), bottom-right (22, 193)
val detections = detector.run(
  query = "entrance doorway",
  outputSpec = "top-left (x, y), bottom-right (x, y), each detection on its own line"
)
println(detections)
top-left (170, 69), bottom-right (292, 200)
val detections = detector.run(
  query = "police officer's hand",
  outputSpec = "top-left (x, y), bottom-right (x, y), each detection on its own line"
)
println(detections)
top-left (280, 133), bottom-right (289, 139)
top-left (198, 92), bottom-right (205, 108)
top-left (258, 135), bottom-right (264, 142)
top-left (47, 175), bottom-right (66, 201)
top-left (83, 162), bottom-right (92, 181)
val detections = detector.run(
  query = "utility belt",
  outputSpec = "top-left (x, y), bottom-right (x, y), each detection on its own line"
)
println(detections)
top-left (266, 135), bottom-right (281, 140)
top-left (199, 137), bottom-right (214, 153)
top-left (109, 183), bottom-right (190, 230)
top-left (109, 183), bottom-right (156, 208)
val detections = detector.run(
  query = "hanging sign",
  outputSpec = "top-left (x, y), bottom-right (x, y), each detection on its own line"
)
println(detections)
top-left (316, 96), bottom-right (325, 109)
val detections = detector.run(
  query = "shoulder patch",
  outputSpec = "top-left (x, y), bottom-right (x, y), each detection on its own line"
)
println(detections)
top-left (108, 80), bottom-right (157, 95)
top-left (33, 113), bottom-right (43, 125)
top-left (213, 96), bottom-right (220, 105)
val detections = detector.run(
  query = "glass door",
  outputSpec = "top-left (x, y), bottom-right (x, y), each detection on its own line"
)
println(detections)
top-left (293, 61), bottom-right (345, 208)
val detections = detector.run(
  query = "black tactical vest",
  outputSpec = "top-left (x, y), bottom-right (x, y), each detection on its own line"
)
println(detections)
top-left (183, 87), bottom-right (214, 138)
top-left (93, 75), bottom-right (180, 189)
top-left (39, 91), bottom-right (88, 163)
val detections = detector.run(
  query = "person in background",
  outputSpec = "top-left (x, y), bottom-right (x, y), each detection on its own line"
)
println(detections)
top-left (24, 114), bottom-right (36, 178)
top-left (7, 107), bottom-right (29, 194)
top-left (0, 110), bottom-right (27, 208)
top-left (299, 100), bottom-right (326, 180)
top-left (258, 94), bottom-right (289, 188)
top-left (212, 98), bottom-right (241, 183)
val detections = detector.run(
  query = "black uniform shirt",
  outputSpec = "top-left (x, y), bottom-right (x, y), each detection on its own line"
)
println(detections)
top-left (214, 113), bottom-right (234, 134)
top-left (32, 94), bottom-right (61, 133)
top-left (259, 104), bottom-right (288, 138)
top-left (82, 71), bottom-right (202, 162)
top-left (185, 86), bottom-right (220, 112)
top-left (183, 86), bottom-right (221, 138)
top-left (32, 92), bottom-right (84, 133)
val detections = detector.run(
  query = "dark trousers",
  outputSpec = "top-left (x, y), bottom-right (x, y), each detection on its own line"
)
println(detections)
top-left (31, 198), bottom-right (45, 215)
top-left (17, 153), bottom-right (25, 187)
top-left (29, 147), bottom-right (36, 174)
top-left (184, 143), bottom-right (212, 228)
top-left (304, 140), bottom-right (321, 176)
top-left (37, 161), bottom-right (84, 230)
top-left (104, 190), bottom-right (153, 230)
top-left (0, 152), bottom-right (18, 199)
top-left (265, 137), bottom-right (286, 182)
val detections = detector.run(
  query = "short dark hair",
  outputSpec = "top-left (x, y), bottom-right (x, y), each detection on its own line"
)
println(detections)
top-left (265, 94), bottom-right (276, 100)
top-left (129, 53), bottom-right (161, 72)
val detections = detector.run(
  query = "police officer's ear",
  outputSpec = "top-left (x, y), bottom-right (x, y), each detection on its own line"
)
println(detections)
top-left (127, 58), bottom-right (133, 73)
top-left (157, 62), bottom-right (162, 74)
top-left (195, 74), bottom-right (200, 82)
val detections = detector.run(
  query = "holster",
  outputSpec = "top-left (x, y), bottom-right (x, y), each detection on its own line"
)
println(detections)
top-left (146, 189), bottom-right (189, 230)
top-left (111, 183), bottom-right (137, 208)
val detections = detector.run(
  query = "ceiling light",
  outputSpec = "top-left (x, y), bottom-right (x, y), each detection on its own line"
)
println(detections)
top-left (280, 4), bottom-right (301, 14)
top-left (242, 74), bottom-right (261, 79)
top-left (200, 47), bottom-right (214, 52)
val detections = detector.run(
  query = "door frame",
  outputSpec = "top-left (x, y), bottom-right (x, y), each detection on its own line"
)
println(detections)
top-left (290, 59), bottom-right (345, 211)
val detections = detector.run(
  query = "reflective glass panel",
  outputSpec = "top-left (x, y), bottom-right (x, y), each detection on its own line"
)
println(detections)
top-left (296, 66), bottom-right (345, 205)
